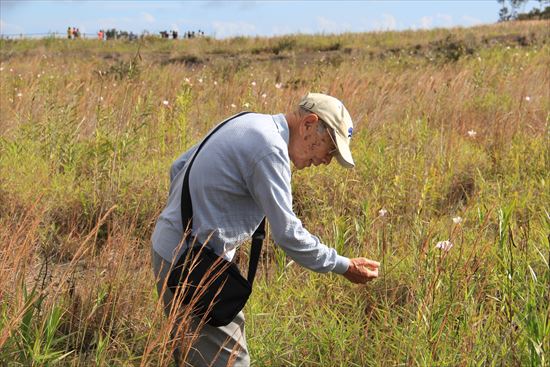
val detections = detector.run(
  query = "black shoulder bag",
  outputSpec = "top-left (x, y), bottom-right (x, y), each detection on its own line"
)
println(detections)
top-left (166, 112), bottom-right (266, 327)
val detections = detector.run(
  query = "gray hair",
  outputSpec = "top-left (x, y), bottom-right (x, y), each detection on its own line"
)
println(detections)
top-left (297, 106), bottom-right (330, 136)
top-left (297, 106), bottom-right (311, 118)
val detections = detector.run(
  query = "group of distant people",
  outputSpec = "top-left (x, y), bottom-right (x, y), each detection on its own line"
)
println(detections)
top-left (67, 26), bottom-right (81, 39)
top-left (65, 27), bottom-right (205, 40)
top-left (97, 30), bottom-right (106, 41)
top-left (97, 29), bottom-right (138, 41)
top-left (159, 29), bottom-right (205, 39)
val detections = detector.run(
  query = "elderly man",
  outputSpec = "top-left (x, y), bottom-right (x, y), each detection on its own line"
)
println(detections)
top-left (151, 92), bottom-right (380, 366)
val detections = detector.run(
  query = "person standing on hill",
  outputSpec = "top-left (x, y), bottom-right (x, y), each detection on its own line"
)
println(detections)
top-left (151, 92), bottom-right (380, 366)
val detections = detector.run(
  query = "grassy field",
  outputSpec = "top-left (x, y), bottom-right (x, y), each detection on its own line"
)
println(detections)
top-left (1, 20), bottom-right (549, 366)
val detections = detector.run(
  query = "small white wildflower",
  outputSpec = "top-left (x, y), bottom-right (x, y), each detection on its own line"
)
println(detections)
top-left (37, 73), bottom-right (41, 78)
top-left (198, 78), bottom-right (203, 84)
top-left (452, 216), bottom-right (462, 224)
top-left (230, 103), bottom-right (237, 108)
top-left (0, 67), bottom-right (4, 71)
top-left (261, 93), bottom-right (267, 99)
top-left (275, 83), bottom-right (283, 89)
top-left (9, 98), bottom-right (13, 102)
top-left (506, 46), bottom-right (511, 50)
top-left (477, 56), bottom-right (482, 62)
top-left (163, 100), bottom-right (169, 106)
top-left (100, 96), bottom-right (104, 101)
top-left (251, 81), bottom-right (256, 86)
top-left (435, 240), bottom-right (453, 252)
top-left (378, 208), bottom-right (388, 217)
top-left (467, 130), bottom-right (477, 137)
top-left (525, 96), bottom-right (531, 102)
top-left (213, 81), bottom-right (218, 86)
top-left (16, 92), bottom-right (22, 97)
top-left (113, 83), bottom-right (117, 87)
top-left (9, 68), bottom-right (13, 72)
top-left (185, 77), bottom-right (191, 83)
top-left (243, 102), bottom-right (250, 108)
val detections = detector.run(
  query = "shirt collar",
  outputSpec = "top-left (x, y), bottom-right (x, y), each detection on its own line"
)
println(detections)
top-left (272, 113), bottom-right (289, 146)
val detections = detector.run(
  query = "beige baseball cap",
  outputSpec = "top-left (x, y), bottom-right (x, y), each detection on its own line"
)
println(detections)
top-left (299, 92), bottom-right (355, 168)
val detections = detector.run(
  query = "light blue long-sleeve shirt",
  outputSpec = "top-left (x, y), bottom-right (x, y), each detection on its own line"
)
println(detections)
top-left (151, 112), bottom-right (350, 274)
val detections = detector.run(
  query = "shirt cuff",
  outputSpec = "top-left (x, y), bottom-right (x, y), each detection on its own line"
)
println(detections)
top-left (332, 255), bottom-right (350, 274)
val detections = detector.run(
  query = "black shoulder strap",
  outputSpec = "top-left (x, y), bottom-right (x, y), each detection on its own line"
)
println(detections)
top-left (248, 217), bottom-right (265, 284)
top-left (180, 111), bottom-right (250, 231)
top-left (180, 111), bottom-right (266, 285)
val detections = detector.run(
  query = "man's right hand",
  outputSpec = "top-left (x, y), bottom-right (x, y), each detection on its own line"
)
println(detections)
top-left (342, 257), bottom-right (380, 284)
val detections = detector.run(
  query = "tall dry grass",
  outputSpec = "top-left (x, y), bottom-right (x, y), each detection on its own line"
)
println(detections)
top-left (0, 20), bottom-right (549, 365)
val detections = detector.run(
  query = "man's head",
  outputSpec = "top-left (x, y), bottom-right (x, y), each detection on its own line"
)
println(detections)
top-left (287, 93), bottom-right (355, 170)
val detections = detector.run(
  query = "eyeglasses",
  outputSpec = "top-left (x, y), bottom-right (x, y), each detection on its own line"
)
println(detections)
top-left (320, 121), bottom-right (338, 157)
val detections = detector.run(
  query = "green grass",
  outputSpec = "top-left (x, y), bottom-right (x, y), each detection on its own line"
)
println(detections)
top-left (1, 20), bottom-right (549, 366)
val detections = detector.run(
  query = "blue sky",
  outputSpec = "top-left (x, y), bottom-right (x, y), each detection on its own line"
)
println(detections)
top-left (0, 1), bottom-right (543, 39)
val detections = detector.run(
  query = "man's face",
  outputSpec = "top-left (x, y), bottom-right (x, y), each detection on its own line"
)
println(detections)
top-left (289, 114), bottom-right (337, 170)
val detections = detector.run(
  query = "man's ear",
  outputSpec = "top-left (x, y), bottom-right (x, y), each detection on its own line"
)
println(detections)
top-left (303, 113), bottom-right (319, 131)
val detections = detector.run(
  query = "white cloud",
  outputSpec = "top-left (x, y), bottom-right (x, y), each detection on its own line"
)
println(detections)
top-left (212, 21), bottom-right (256, 38)
top-left (383, 14), bottom-right (397, 30)
top-left (96, 17), bottom-right (127, 30)
top-left (142, 12), bottom-right (155, 24)
top-left (94, 15), bottom-right (159, 32)
top-left (419, 16), bottom-right (433, 29)
top-left (317, 16), bottom-right (338, 32)
top-left (316, 16), bottom-right (351, 34)
top-left (417, 14), bottom-right (454, 29)
top-left (297, 27), bottom-right (314, 35)
top-left (271, 25), bottom-right (294, 36)
top-left (373, 14), bottom-right (397, 31)
top-left (436, 13), bottom-right (453, 27)
top-left (176, 18), bottom-right (203, 27)
top-left (0, 18), bottom-right (24, 34)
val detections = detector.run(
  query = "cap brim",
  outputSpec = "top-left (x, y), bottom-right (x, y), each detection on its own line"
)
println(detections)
top-left (334, 132), bottom-right (354, 169)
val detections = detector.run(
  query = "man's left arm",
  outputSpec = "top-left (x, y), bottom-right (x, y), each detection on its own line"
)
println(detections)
top-left (246, 151), bottom-right (350, 274)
